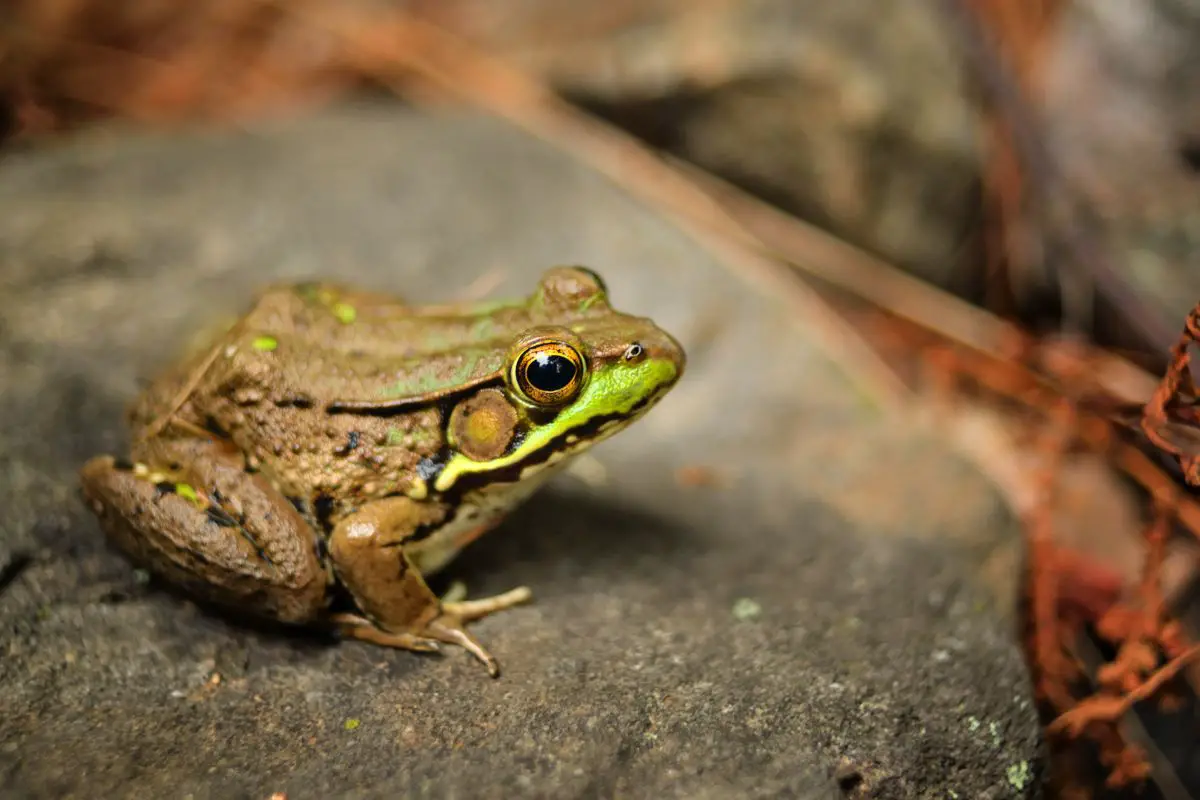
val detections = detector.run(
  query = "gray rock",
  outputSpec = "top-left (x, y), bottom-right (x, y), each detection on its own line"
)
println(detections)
top-left (0, 103), bottom-right (1042, 799)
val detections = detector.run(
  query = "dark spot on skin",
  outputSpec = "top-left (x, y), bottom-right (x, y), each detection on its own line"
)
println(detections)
top-left (314, 493), bottom-right (336, 532)
top-left (168, 462), bottom-right (181, 471)
top-left (524, 408), bottom-right (559, 427)
top-left (153, 481), bottom-right (175, 496)
top-left (237, 527), bottom-right (274, 566)
top-left (112, 458), bottom-right (134, 471)
top-left (503, 428), bottom-right (528, 457)
top-left (204, 416), bottom-right (231, 438)
top-left (401, 518), bottom-right (443, 544)
top-left (205, 507), bottom-right (238, 528)
top-left (334, 431), bottom-right (361, 457)
top-left (275, 395), bottom-right (315, 409)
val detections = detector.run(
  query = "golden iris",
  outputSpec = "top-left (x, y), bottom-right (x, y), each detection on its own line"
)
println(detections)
top-left (511, 340), bottom-right (586, 406)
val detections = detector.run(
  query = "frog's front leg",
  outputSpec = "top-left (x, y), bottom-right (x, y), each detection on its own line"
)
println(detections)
top-left (328, 497), bottom-right (531, 677)
top-left (79, 438), bottom-right (328, 624)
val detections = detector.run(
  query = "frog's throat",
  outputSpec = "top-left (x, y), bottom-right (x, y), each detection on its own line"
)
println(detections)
top-left (430, 358), bottom-right (679, 494)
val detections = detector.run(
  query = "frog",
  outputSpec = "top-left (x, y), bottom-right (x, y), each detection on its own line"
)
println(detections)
top-left (79, 266), bottom-right (685, 677)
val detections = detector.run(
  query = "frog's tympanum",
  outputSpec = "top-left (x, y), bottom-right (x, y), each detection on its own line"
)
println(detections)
top-left (81, 267), bottom-right (685, 676)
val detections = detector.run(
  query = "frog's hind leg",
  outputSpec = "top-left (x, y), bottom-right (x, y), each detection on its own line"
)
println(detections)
top-left (79, 437), bottom-right (328, 625)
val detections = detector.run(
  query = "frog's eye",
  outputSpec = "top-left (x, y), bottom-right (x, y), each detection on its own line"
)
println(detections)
top-left (511, 340), bottom-right (586, 407)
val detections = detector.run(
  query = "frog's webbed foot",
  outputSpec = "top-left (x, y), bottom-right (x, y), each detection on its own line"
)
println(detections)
top-left (331, 587), bottom-right (533, 677)
top-left (435, 586), bottom-right (534, 676)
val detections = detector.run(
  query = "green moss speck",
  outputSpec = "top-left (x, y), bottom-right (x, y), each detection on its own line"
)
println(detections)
top-left (332, 303), bottom-right (357, 324)
top-left (344, 718), bottom-right (360, 731)
top-left (1006, 760), bottom-right (1032, 791)
top-left (732, 597), bottom-right (762, 622)
top-left (252, 335), bottom-right (278, 352)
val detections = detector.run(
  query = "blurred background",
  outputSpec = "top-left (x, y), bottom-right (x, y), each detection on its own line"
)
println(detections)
top-left (5, 0), bottom-right (1200, 796)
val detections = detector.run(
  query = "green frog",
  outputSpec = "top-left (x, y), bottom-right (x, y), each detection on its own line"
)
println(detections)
top-left (80, 266), bottom-right (684, 677)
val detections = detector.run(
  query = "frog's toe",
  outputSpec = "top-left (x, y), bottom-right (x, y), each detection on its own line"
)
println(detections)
top-left (336, 610), bottom-right (503, 676)
top-left (331, 612), bottom-right (442, 654)
top-left (424, 617), bottom-right (501, 678)
top-left (442, 585), bottom-right (533, 621)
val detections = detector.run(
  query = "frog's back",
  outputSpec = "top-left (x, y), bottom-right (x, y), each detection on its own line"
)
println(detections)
top-left (125, 269), bottom-right (629, 505)
top-left (189, 277), bottom-right (626, 407)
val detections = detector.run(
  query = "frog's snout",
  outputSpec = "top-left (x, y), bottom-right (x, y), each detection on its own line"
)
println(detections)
top-left (642, 327), bottom-right (686, 383)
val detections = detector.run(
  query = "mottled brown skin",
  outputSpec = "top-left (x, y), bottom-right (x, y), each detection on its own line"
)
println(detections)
top-left (80, 267), bottom-right (685, 676)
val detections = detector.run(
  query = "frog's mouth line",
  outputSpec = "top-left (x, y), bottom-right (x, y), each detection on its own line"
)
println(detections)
top-left (438, 384), bottom-right (670, 496)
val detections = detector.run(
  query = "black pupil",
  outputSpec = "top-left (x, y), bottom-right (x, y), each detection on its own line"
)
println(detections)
top-left (526, 353), bottom-right (577, 393)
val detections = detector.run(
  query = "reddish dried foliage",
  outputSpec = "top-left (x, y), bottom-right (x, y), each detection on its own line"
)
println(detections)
top-left (896, 303), bottom-right (1200, 789)
top-left (979, 311), bottom-right (1200, 788)
top-left (959, 0), bottom-right (1200, 787)
top-left (1142, 305), bottom-right (1200, 485)
top-left (1, 0), bottom-right (420, 139)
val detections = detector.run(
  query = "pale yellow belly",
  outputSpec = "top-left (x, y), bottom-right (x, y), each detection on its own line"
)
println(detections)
top-left (408, 465), bottom-right (563, 576)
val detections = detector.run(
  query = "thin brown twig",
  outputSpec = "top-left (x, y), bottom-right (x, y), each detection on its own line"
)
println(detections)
top-left (1028, 400), bottom-right (1083, 710)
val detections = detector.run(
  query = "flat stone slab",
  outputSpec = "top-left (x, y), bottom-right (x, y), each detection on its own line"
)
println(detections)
top-left (0, 103), bottom-right (1042, 799)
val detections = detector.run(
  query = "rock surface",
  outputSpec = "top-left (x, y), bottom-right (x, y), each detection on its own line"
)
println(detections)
top-left (0, 104), bottom-right (1042, 799)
